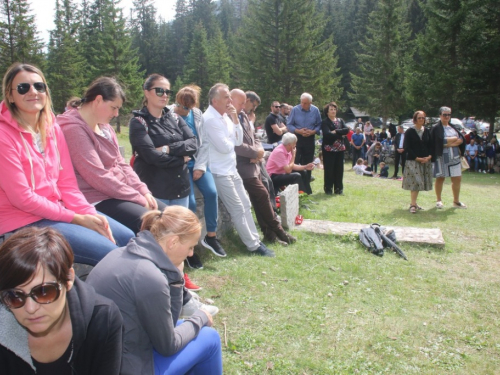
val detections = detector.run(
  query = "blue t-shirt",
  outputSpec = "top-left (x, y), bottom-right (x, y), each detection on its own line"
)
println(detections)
top-left (181, 110), bottom-right (197, 168)
top-left (352, 133), bottom-right (364, 146)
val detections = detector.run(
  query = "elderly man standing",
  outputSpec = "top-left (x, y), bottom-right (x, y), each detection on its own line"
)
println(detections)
top-left (232, 90), bottom-right (296, 245)
top-left (203, 83), bottom-right (275, 257)
top-left (287, 93), bottom-right (321, 192)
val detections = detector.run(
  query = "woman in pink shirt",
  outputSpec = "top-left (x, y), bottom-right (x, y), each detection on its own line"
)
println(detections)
top-left (0, 63), bottom-right (133, 265)
top-left (58, 77), bottom-right (166, 234)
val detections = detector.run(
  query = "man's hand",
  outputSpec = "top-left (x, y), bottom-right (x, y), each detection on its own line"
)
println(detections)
top-left (226, 104), bottom-right (239, 124)
top-left (305, 163), bottom-right (315, 170)
top-left (397, 148), bottom-right (404, 153)
top-left (193, 170), bottom-right (204, 181)
top-left (256, 148), bottom-right (265, 159)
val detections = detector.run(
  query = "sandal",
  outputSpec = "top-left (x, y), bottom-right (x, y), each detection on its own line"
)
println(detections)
top-left (409, 205), bottom-right (417, 214)
top-left (453, 201), bottom-right (467, 209)
top-left (436, 201), bottom-right (444, 209)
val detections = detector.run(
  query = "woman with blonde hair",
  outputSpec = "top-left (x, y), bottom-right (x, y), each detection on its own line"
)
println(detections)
top-left (0, 63), bottom-right (133, 264)
top-left (87, 206), bottom-right (222, 375)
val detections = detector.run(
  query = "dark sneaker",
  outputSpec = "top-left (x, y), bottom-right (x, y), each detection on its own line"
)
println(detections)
top-left (201, 235), bottom-right (227, 257)
top-left (185, 253), bottom-right (203, 269)
top-left (253, 242), bottom-right (276, 257)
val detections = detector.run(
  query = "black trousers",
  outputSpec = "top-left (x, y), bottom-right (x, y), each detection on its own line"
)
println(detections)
top-left (95, 198), bottom-right (166, 234)
top-left (352, 147), bottom-right (362, 166)
top-left (323, 150), bottom-right (344, 193)
top-left (393, 151), bottom-right (406, 177)
top-left (294, 137), bottom-right (315, 192)
top-left (271, 171), bottom-right (312, 195)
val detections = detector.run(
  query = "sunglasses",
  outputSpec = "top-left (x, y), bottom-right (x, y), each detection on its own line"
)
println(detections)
top-left (417, 117), bottom-right (426, 120)
top-left (441, 114), bottom-right (452, 117)
top-left (149, 87), bottom-right (173, 97)
top-left (273, 105), bottom-right (281, 108)
top-left (12, 82), bottom-right (47, 95)
top-left (0, 282), bottom-right (62, 309)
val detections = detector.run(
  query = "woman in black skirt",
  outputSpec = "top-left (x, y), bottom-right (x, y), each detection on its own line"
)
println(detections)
top-left (321, 102), bottom-right (349, 195)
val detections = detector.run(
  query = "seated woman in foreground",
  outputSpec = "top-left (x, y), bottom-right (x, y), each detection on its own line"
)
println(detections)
top-left (0, 63), bottom-right (133, 265)
top-left (86, 206), bottom-right (222, 375)
top-left (0, 227), bottom-right (123, 374)
top-left (58, 77), bottom-right (166, 234)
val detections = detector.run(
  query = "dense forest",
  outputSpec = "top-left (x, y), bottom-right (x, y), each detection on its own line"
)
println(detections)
top-left (1, 0), bottom-right (499, 130)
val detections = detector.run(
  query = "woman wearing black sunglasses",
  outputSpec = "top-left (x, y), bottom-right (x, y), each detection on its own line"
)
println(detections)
top-left (0, 226), bottom-right (123, 375)
top-left (0, 63), bottom-right (134, 264)
top-left (129, 74), bottom-right (197, 208)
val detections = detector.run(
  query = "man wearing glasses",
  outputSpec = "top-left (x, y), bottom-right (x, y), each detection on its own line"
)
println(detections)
top-left (265, 101), bottom-right (288, 144)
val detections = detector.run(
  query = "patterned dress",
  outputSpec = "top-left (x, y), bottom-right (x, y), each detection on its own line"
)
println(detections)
top-left (403, 126), bottom-right (433, 191)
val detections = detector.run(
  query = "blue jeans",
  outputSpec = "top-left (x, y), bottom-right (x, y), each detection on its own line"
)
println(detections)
top-left (154, 325), bottom-right (222, 375)
top-left (158, 196), bottom-right (189, 208)
top-left (27, 213), bottom-right (134, 266)
top-left (467, 155), bottom-right (478, 171)
top-left (188, 167), bottom-right (218, 233)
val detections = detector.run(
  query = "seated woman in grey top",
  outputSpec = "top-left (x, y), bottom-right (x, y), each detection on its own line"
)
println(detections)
top-left (86, 206), bottom-right (222, 375)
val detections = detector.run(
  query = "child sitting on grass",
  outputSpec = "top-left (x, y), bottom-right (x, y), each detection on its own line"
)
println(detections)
top-left (378, 162), bottom-right (389, 178)
top-left (353, 158), bottom-right (374, 177)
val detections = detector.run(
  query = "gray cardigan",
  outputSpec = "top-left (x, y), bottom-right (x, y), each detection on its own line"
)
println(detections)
top-left (86, 231), bottom-right (208, 375)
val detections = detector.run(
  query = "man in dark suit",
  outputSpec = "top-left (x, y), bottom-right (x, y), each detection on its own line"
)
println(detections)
top-left (392, 125), bottom-right (406, 179)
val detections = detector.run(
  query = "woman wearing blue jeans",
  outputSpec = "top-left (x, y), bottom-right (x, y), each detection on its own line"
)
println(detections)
top-left (171, 86), bottom-right (227, 266)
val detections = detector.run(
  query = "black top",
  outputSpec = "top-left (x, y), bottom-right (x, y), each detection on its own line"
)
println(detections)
top-left (129, 106), bottom-right (197, 200)
top-left (321, 117), bottom-right (349, 148)
top-left (430, 121), bottom-right (465, 162)
top-left (0, 278), bottom-right (123, 375)
top-left (265, 113), bottom-right (283, 144)
top-left (32, 340), bottom-right (73, 375)
top-left (403, 127), bottom-right (432, 161)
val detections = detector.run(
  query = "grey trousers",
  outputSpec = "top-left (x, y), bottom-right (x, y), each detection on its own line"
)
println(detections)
top-left (212, 173), bottom-right (260, 251)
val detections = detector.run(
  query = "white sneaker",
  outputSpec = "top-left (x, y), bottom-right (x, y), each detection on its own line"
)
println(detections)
top-left (436, 201), bottom-right (444, 209)
top-left (180, 292), bottom-right (219, 318)
top-left (483, 170), bottom-right (487, 173)
top-left (478, 169), bottom-right (482, 173)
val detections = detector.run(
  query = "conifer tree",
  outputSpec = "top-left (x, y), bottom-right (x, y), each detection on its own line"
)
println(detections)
top-left (235, 0), bottom-right (342, 113)
top-left (0, 0), bottom-right (44, 75)
top-left (46, 0), bottom-right (87, 113)
top-left (180, 22), bottom-right (210, 108)
top-left (82, 0), bottom-right (144, 131)
top-left (207, 26), bottom-right (231, 90)
top-left (350, 0), bottom-right (411, 122)
top-left (130, 0), bottom-right (160, 75)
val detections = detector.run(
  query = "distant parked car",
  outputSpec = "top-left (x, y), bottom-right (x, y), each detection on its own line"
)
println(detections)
top-left (477, 121), bottom-right (490, 133)
top-left (369, 117), bottom-right (383, 128)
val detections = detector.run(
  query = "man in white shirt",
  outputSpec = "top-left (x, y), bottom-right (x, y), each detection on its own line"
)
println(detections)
top-left (203, 83), bottom-right (275, 257)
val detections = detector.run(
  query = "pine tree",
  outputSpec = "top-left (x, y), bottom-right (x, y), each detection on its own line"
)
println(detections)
top-left (350, 0), bottom-right (411, 122)
top-left (46, 0), bottom-right (87, 113)
top-left (0, 0), bottom-right (44, 76)
top-left (130, 0), bottom-right (160, 75)
top-left (408, 0), bottom-right (466, 113)
top-left (82, 0), bottom-right (144, 131)
top-left (169, 0), bottom-right (191, 81)
top-left (235, 0), bottom-right (342, 113)
top-left (180, 22), bottom-right (211, 108)
top-left (207, 26), bottom-right (231, 91)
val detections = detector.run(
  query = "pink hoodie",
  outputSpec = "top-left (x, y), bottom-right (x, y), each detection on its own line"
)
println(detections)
top-left (57, 108), bottom-right (150, 206)
top-left (0, 101), bottom-right (96, 234)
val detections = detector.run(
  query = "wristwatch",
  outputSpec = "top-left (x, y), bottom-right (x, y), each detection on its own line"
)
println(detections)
top-left (162, 146), bottom-right (168, 154)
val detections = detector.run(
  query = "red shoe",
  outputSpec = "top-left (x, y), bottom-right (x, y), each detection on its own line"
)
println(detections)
top-left (295, 215), bottom-right (303, 225)
top-left (184, 273), bottom-right (202, 291)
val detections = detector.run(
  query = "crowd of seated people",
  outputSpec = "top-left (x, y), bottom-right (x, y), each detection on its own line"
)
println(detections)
top-left (2, 61), bottom-right (499, 374)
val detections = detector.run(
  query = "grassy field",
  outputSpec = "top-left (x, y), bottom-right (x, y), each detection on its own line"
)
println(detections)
top-left (118, 126), bottom-right (500, 374)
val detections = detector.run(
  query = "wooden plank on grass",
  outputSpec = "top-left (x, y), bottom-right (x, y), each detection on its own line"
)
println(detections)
top-left (295, 219), bottom-right (445, 247)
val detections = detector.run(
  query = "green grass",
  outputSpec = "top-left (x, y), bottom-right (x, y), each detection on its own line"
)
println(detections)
top-left (118, 125), bottom-right (500, 374)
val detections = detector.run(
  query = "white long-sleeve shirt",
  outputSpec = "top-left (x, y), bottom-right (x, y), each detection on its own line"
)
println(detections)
top-left (203, 105), bottom-right (243, 175)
